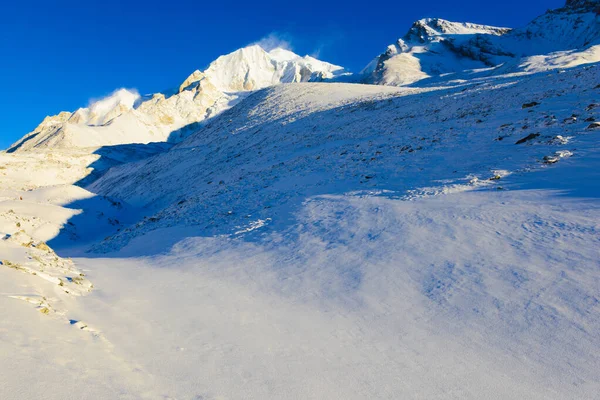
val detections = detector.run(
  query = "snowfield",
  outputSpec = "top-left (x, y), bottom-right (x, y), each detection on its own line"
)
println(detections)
top-left (1, 2), bottom-right (600, 399)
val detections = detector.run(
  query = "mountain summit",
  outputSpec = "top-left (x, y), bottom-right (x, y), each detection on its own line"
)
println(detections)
top-left (197, 45), bottom-right (346, 92)
top-left (360, 1), bottom-right (600, 86)
top-left (359, 18), bottom-right (510, 86)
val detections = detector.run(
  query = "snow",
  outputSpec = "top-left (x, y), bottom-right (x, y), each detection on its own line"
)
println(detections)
top-left (203, 45), bottom-right (346, 92)
top-left (65, 192), bottom-right (600, 399)
top-left (87, 88), bottom-right (140, 125)
top-left (87, 63), bottom-right (599, 252)
top-left (1, 2), bottom-right (600, 398)
top-left (520, 44), bottom-right (600, 72)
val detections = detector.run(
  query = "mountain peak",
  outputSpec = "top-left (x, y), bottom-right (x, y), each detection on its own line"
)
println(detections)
top-left (198, 44), bottom-right (345, 92)
top-left (405, 18), bottom-right (510, 43)
top-left (268, 47), bottom-right (302, 62)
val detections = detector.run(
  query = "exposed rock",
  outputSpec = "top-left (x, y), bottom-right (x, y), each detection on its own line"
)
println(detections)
top-left (179, 70), bottom-right (205, 93)
top-left (515, 133), bottom-right (541, 144)
top-left (565, 0), bottom-right (600, 10)
top-left (587, 122), bottom-right (600, 129)
top-left (522, 102), bottom-right (540, 109)
top-left (543, 155), bottom-right (560, 164)
top-left (549, 135), bottom-right (569, 145)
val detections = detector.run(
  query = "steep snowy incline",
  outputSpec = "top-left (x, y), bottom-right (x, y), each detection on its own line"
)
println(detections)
top-left (8, 46), bottom-right (346, 153)
top-left (89, 64), bottom-right (600, 252)
top-left (361, 1), bottom-right (600, 86)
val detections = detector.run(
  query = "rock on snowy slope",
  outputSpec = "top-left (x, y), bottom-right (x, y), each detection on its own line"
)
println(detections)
top-left (566, 0), bottom-right (600, 9)
top-left (361, 1), bottom-right (600, 86)
top-left (8, 46), bottom-right (345, 153)
top-left (88, 63), bottom-right (600, 252)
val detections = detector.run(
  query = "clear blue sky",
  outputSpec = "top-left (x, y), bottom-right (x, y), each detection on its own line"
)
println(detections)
top-left (0, 0), bottom-right (563, 149)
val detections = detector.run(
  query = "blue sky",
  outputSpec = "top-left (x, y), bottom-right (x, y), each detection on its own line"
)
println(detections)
top-left (0, 0), bottom-right (563, 149)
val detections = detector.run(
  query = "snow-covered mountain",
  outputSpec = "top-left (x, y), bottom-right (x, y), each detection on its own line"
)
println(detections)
top-left (8, 1), bottom-right (598, 153)
top-left (2, 2), bottom-right (600, 398)
top-left (360, 19), bottom-right (511, 86)
top-left (7, 46), bottom-right (345, 152)
top-left (361, 1), bottom-right (600, 85)
top-left (199, 45), bottom-right (347, 92)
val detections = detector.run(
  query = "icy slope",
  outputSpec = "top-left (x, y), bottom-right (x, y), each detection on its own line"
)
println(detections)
top-left (8, 46), bottom-right (345, 152)
top-left (361, 1), bottom-right (600, 86)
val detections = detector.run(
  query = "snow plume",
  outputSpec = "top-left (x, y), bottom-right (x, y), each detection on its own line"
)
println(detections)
top-left (251, 32), bottom-right (293, 52)
top-left (88, 88), bottom-right (140, 116)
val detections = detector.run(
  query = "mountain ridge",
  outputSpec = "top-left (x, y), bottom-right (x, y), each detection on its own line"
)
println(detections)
top-left (7, 46), bottom-right (345, 153)
top-left (6, 0), bottom-right (600, 153)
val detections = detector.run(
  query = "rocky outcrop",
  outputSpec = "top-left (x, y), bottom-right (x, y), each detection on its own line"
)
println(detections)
top-left (565, 0), bottom-right (600, 10)
top-left (179, 70), bottom-right (205, 93)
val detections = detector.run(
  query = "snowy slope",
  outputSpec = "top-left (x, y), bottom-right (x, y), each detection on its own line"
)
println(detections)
top-left (1, 62), bottom-right (598, 399)
top-left (8, 46), bottom-right (345, 152)
top-left (89, 64), bottom-right (600, 251)
top-left (361, 1), bottom-right (600, 86)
